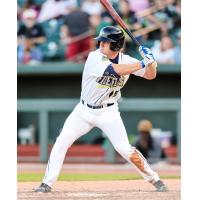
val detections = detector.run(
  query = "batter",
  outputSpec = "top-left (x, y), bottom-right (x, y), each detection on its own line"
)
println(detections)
top-left (35, 26), bottom-right (167, 193)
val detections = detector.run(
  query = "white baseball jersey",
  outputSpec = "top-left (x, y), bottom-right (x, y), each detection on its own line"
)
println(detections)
top-left (80, 49), bottom-right (146, 105)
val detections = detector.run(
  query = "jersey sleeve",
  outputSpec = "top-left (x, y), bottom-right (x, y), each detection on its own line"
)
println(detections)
top-left (124, 54), bottom-right (146, 77)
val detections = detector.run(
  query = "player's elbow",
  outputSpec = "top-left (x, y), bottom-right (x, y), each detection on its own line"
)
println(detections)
top-left (149, 74), bottom-right (157, 80)
top-left (145, 73), bottom-right (157, 80)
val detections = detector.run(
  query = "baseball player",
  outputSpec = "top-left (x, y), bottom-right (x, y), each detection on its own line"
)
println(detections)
top-left (35, 26), bottom-right (167, 193)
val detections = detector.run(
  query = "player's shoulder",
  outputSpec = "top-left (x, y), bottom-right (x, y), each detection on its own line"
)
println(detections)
top-left (88, 49), bottom-right (104, 59)
top-left (88, 49), bottom-right (108, 61)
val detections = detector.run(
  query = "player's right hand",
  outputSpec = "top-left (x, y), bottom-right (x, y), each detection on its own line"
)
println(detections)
top-left (139, 46), bottom-right (155, 68)
top-left (139, 46), bottom-right (154, 59)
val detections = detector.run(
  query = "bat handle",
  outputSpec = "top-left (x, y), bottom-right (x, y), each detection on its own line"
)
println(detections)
top-left (125, 28), bottom-right (141, 47)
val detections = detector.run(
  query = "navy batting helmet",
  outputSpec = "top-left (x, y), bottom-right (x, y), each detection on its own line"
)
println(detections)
top-left (95, 26), bottom-right (125, 51)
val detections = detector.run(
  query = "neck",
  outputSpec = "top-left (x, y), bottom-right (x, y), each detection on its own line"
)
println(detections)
top-left (107, 51), bottom-right (119, 59)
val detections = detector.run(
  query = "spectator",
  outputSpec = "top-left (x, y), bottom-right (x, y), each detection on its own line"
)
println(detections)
top-left (151, 0), bottom-right (180, 36)
top-left (134, 120), bottom-right (153, 158)
top-left (23, 0), bottom-right (41, 15)
top-left (17, 9), bottom-right (46, 64)
top-left (37, 0), bottom-right (77, 23)
top-left (81, 0), bottom-right (103, 38)
top-left (94, 8), bottom-right (114, 35)
top-left (89, 9), bottom-right (113, 50)
top-left (164, 0), bottom-right (181, 32)
top-left (18, 0), bottom-right (41, 23)
top-left (81, 0), bottom-right (102, 16)
top-left (119, 0), bottom-right (141, 31)
top-left (127, 0), bottom-right (168, 43)
top-left (60, 8), bottom-right (93, 62)
top-left (151, 35), bottom-right (176, 64)
top-left (101, 7), bottom-right (114, 25)
top-left (118, 0), bottom-right (142, 53)
top-left (133, 120), bottom-right (166, 163)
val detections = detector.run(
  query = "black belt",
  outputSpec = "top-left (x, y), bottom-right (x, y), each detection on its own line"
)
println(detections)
top-left (81, 100), bottom-right (114, 109)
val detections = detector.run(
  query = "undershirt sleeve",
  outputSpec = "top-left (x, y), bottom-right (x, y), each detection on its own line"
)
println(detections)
top-left (103, 64), bottom-right (120, 78)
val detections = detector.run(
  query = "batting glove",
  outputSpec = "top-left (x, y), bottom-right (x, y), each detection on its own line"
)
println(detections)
top-left (139, 46), bottom-right (155, 68)
top-left (140, 57), bottom-right (155, 68)
top-left (139, 45), bottom-right (154, 59)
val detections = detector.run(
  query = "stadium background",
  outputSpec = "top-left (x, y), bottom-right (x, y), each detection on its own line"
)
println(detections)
top-left (17, 0), bottom-right (181, 164)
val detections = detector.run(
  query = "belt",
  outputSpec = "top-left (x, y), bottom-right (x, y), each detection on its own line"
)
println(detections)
top-left (81, 100), bottom-right (114, 109)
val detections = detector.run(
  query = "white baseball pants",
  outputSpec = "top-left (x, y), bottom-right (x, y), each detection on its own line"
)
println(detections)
top-left (43, 102), bottom-right (160, 187)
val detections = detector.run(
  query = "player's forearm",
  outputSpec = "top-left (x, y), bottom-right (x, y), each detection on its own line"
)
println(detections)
top-left (112, 62), bottom-right (142, 76)
top-left (143, 61), bottom-right (157, 80)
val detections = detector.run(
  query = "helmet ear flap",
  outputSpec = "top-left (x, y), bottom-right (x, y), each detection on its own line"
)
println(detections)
top-left (110, 37), bottom-right (125, 51)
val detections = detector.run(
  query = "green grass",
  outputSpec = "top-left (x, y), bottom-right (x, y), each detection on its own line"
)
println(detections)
top-left (17, 173), bottom-right (180, 182)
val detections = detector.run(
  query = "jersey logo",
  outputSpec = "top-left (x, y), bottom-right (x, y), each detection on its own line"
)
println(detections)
top-left (96, 76), bottom-right (125, 88)
top-left (102, 56), bottom-right (108, 61)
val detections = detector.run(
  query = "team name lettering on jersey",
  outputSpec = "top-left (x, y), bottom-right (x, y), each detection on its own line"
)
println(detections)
top-left (95, 64), bottom-right (125, 88)
top-left (96, 76), bottom-right (125, 88)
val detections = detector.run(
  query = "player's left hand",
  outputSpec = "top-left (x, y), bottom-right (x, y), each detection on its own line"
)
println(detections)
top-left (140, 57), bottom-right (155, 68)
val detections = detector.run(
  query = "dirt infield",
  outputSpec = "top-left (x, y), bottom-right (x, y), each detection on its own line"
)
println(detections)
top-left (17, 179), bottom-right (180, 200)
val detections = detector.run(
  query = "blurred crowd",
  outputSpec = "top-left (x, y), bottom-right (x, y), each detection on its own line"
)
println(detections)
top-left (17, 0), bottom-right (181, 65)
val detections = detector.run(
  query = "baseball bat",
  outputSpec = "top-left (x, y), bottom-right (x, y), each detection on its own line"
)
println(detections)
top-left (100, 0), bottom-right (141, 47)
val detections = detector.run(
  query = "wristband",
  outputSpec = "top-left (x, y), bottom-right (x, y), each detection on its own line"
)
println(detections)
top-left (140, 60), bottom-right (145, 68)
